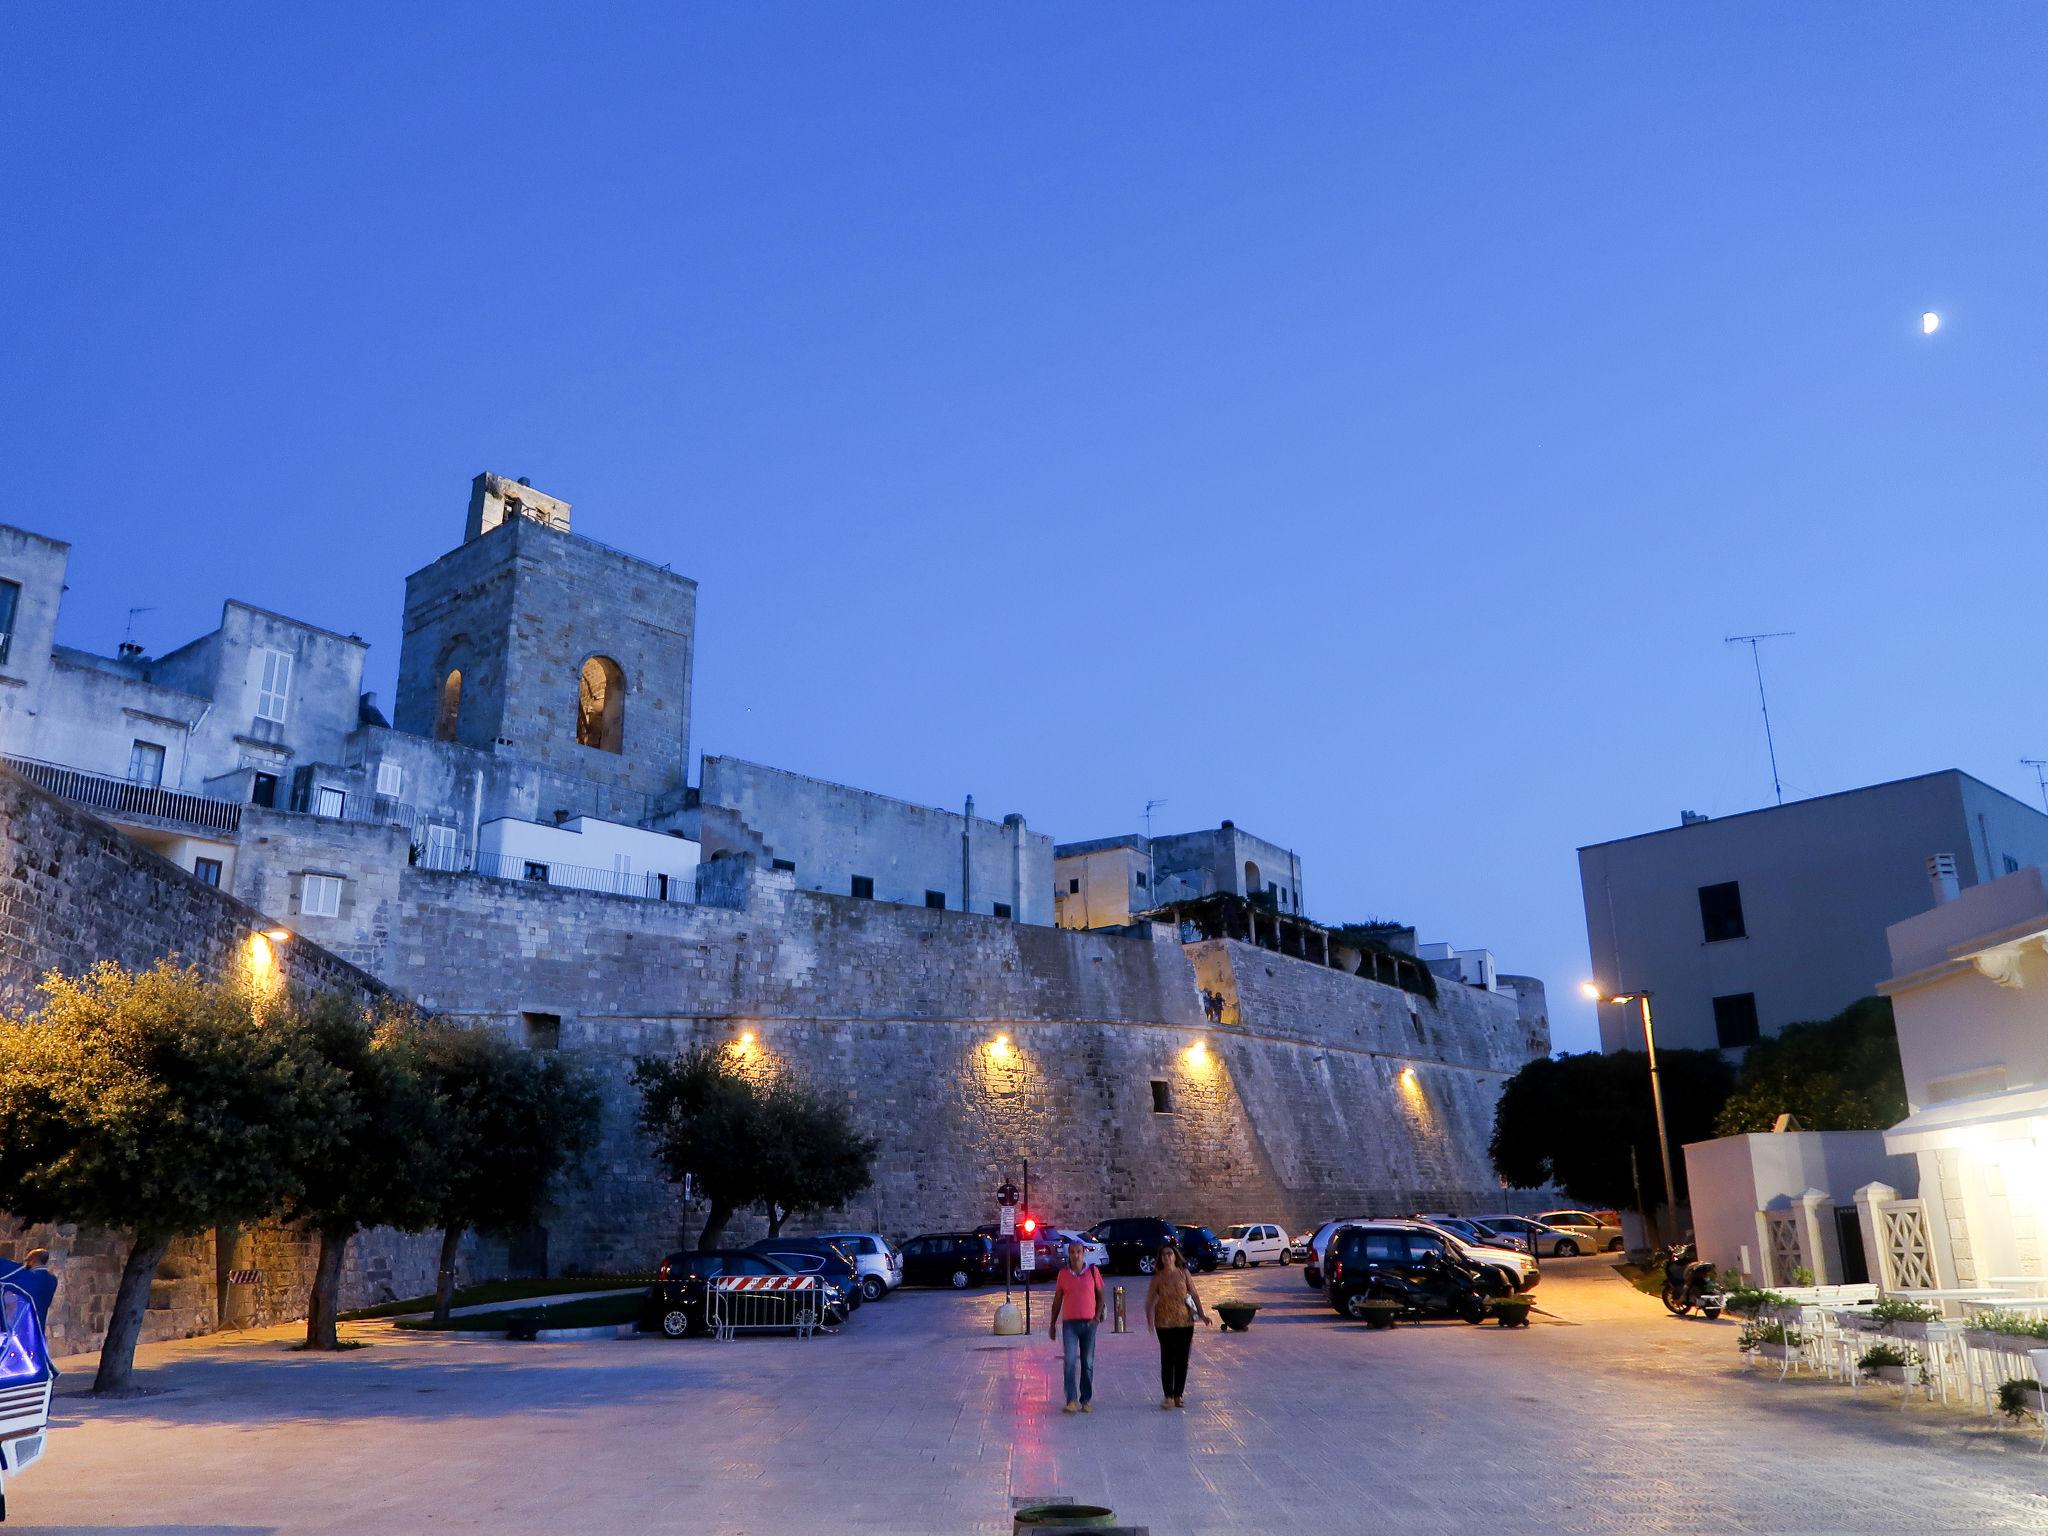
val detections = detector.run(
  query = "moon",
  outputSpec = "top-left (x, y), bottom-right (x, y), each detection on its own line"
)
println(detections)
top-left (1922, 311), bottom-right (1941, 335)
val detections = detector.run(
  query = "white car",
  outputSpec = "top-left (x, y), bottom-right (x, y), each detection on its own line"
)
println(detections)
top-left (1042, 1228), bottom-right (1110, 1269)
top-left (1537, 1209), bottom-right (1626, 1253)
top-left (817, 1232), bottom-right (904, 1302)
top-left (1218, 1222), bottom-right (1291, 1268)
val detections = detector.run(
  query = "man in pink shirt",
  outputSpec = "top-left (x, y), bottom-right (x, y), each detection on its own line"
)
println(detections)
top-left (1047, 1240), bottom-right (1105, 1412)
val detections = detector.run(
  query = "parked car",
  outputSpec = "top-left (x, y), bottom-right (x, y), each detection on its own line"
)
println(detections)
top-left (644, 1250), bottom-right (823, 1337)
top-left (1175, 1224), bottom-right (1225, 1273)
top-left (1322, 1223), bottom-right (1502, 1325)
top-left (899, 1232), bottom-right (1002, 1288)
top-left (1392, 1219), bottom-right (1540, 1294)
top-left (973, 1222), bottom-right (1062, 1275)
top-left (1412, 1214), bottom-right (1514, 1251)
top-left (1218, 1222), bottom-right (1291, 1268)
top-left (750, 1239), bottom-right (863, 1314)
top-left (1302, 1218), bottom-right (1371, 1287)
top-left (1470, 1215), bottom-right (1587, 1259)
top-left (1042, 1228), bottom-right (1110, 1270)
top-left (1287, 1229), bottom-right (1316, 1263)
top-left (1536, 1209), bottom-right (1626, 1252)
top-left (818, 1231), bottom-right (905, 1301)
top-left (1086, 1217), bottom-right (1182, 1274)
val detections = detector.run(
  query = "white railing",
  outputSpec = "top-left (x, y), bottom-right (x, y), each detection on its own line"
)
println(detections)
top-left (4, 754), bottom-right (241, 835)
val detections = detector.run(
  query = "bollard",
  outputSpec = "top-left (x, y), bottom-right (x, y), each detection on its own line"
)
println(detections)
top-left (993, 1300), bottom-right (1024, 1336)
top-left (1112, 1285), bottom-right (1128, 1334)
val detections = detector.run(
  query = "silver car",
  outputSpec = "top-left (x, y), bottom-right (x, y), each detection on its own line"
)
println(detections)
top-left (817, 1232), bottom-right (905, 1302)
top-left (1536, 1208), bottom-right (1626, 1252)
top-left (1471, 1214), bottom-right (1589, 1259)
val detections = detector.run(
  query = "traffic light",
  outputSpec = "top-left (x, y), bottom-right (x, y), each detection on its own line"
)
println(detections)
top-left (1020, 1215), bottom-right (1037, 1237)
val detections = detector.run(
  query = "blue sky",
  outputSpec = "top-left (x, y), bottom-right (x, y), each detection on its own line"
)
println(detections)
top-left (7, 5), bottom-right (2046, 1051)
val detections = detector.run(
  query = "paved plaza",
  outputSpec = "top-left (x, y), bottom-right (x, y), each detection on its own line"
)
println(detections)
top-left (18, 1260), bottom-right (2048, 1534)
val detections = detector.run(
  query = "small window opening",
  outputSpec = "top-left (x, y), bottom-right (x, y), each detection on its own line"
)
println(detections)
top-left (992, 902), bottom-right (1013, 920)
top-left (577, 655), bottom-right (625, 753)
top-left (436, 669), bottom-right (463, 742)
top-left (521, 1011), bottom-right (562, 1051)
top-left (851, 875), bottom-right (875, 899)
top-left (193, 857), bottom-right (222, 887)
top-left (925, 890), bottom-right (946, 909)
top-left (1068, 877), bottom-right (1081, 894)
top-left (772, 858), bottom-right (795, 872)
top-left (1150, 1079), bottom-right (1173, 1114)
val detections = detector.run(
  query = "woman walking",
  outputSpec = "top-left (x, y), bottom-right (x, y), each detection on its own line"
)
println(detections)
top-left (1144, 1244), bottom-right (1209, 1409)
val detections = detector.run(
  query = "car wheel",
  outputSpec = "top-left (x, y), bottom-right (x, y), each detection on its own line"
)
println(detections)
top-left (861, 1275), bottom-right (886, 1303)
top-left (1555, 1239), bottom-right (1580, 1258)
top-left (660, 1309), bottom-right (691, 1339)
top-left (949, 1269), bottom-right (971, 1289)
top-left (1232, 1252), bottom-right (1248, 1269)
top-left (1279, 1252), bottom-right (1291, 1266)
top-left (1137, 1255), bottom-right (1158, 1275)
top-left (1305, 1268), bottom-right (1321, 1288)
top-left (1343, 1291), bottom-right (1377, 1321)
top-left (1607, 1237), bottom-right (1625, 1252)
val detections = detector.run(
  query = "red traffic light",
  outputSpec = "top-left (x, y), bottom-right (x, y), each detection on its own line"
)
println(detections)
top-left (1020, 1216), bottom-right (1038, 1236)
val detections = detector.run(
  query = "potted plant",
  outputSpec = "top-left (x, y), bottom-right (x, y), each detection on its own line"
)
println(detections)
top-left (1998, 1377), bottom-right (2045, 1424)
top-left (1870, 1297), bottom-right (1944, 1345)
top-left (1491, 1296), bottom-right (1535, 1328)
top-left (1353, 1298), bottom-right (1402, 1330)
top-left (1214, 1300), bottom-right (1259, 1332)
top-left (1738, 1318), bottom-right (1804, 1364)
top-left (1964, 1309), bottom-right (2048, 1355)
top-left (1858, 1341), bottom-right (1922, 1387)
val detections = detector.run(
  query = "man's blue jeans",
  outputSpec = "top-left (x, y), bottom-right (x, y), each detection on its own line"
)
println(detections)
top-left (1061, 1319), bottom-right (1098, 1405)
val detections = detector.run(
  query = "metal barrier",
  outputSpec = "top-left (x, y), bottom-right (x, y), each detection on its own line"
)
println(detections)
top-left (707, 1275), bottom-right (823, 1340)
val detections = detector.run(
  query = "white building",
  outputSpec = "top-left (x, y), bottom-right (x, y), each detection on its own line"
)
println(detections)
top-left (1876, 863), bottom-right (2048, 1289)
top-left (1580, 772), bottom-right (2048, 1055)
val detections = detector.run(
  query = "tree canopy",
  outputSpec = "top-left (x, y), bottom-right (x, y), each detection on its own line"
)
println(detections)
top-left (416, 1021), bottom-right (601, 1320)
top-left (0, 961), bottom-right (348, 1390)
top-left (1713, 997), bottom-right (1905, 1135)
top-left (1490, 1047), bottom-right (1736, 1211)
top-left (634, 1044), bottom-right (876, 1249)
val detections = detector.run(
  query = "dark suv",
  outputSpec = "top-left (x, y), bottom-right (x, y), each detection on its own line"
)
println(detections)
top-left (1175, 1225), bottom-right (1224, 1273)
top-left (749, 1239), bottom-right (862, 1316)
top-left (643, 1250), bottom-right (808, 1337)
top-left (900, 1232), bottom-right (1001, 1288)
top-left (1322, 1223), bottom-right (1505, 1325)
top-left (1087, 1217), bottom-right (1181, 1275)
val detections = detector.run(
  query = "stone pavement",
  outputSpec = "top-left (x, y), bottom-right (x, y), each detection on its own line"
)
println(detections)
top-left (16, 1258), bottom-right (2048, 1534)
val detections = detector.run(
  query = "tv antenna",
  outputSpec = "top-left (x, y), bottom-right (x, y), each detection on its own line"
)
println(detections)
top-left (1143, 798), bottom-right (1168, 841)
top-left (123, 606), bottom-right (156, 645)
top-left (2023, 758), bottom-right (2048, 815)
top-left (1725, 631), bottom-right (1794, 805)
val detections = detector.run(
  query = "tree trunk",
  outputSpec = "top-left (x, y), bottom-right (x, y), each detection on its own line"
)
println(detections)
top-left (696, 1198), bottom-right (735, 1252)
top-left (432, 1226), bottom-right (464, 1324)
top-left (766, 1203), bottom-right (787, 1238)
top-left (93, 1232), bottom-right (171, 1395)
top-left (304, 1226), bottom-right (352, 1349)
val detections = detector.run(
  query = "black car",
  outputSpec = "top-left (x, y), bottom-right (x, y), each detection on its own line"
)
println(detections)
top-left (643, 1249), bottom-right (817, 1337)
top-left (1087, 1217), bottom-right (1181, 1275)
top-left (750, 1239), bottom-right (862, 1313)
top-left (1174, 1224), bottom-right (1224, 1273)
top-left (1321, 1224), bottom-right (1505, 1326)
top-left (899, 1232), bottom-right (1001, 1288)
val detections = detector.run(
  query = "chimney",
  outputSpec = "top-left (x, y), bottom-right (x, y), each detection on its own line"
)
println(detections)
top-left (1680, 810), bottom-right (1709, 826)
top-left (116, 641), bottom-right (144, 661)
top-left (1927, 853), bottom-right (1960, 906)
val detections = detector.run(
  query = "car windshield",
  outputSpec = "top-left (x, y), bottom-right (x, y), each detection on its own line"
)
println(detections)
top-left (1228, 1226), bottom-right (1253, 1240)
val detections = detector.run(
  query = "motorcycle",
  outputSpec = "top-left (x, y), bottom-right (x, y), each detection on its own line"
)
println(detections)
top-left (1342, 1249), bottom-right (1503, 1328)
top-left (1660, 1241), bottom-right (1725, 1319)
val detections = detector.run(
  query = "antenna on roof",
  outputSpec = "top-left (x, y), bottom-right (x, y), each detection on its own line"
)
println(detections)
top-left (1144, 798), bottom-right (1168, 841)
top-left (1725, 632), bottom-right (1794, 805)
top-left (122, 606), bottom-right (156, 645)
top-left (2023, 758), bottom-right (2048, 815)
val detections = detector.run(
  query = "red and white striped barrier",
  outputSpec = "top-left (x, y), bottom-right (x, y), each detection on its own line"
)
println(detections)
top-left (707, 1274), bottom-right (825, 1339)
top-left (711, 1275), bottom-right (820, 1293)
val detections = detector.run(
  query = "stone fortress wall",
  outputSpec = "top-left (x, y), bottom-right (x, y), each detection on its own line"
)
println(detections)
top-left (388, 860), bottom-right (1551, 1271)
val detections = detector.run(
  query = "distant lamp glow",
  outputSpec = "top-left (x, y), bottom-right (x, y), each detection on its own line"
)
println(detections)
top-left (1185, 1038), bottom-right (1208, 1063)
top-left (737, 1029), bottom-right (756, 1048)
top-left (262, 928), bottom-right (292, 942)
top-left (1580, 981), bottom-right (1603, 1000)
top-left (1398, 1066), bottom-right (1418, 1085)
top-left (1922, 311), bottom-right (1941, 336)
top-left (990, 1033), bottom-right (1011, 1058)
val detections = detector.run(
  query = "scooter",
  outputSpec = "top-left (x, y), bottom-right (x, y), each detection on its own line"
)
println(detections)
top-left (1661, 1241), bottom-right (1725, 1319)
top-left (0, 1282), bottom-right (55, 1522)
top-left (1351, 1250), bottom-right (1501, 1327)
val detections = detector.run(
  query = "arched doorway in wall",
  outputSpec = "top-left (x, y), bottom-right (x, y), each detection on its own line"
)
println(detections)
top-left (436, 669), bottom-right (463, 742)
top-left (1244, 859), bottom-right (1261, 897)
top-left (577, 655), bottom-right (625, 752)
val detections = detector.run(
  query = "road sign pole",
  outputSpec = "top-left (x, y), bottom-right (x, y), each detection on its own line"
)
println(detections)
top-left (1023, 1158), bottom-right (1032, 1331)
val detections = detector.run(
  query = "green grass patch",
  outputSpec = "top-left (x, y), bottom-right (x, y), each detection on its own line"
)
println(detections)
top-left (396, 1292), bottom-right (645, 1333)
top-left (343, 1275), bottom-right (654, 1321)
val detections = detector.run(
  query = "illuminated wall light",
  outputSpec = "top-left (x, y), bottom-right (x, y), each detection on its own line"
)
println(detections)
top-left (1185, 1039), bottom-right (1209, 1064)
top-left (989, 1033), bottom-right (1012, 1058)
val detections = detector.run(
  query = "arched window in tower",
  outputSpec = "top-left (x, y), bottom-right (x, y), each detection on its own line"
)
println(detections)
top-left (436, 669), bottom-right (463, 742)
top-left (1244, 859), bottom-right (1262, 897)
top-left (577, 656), bottom-right (625, 753)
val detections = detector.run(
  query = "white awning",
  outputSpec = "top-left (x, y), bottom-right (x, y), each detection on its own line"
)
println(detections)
top-left (1885, 1083), bottom-right (2048, 1155)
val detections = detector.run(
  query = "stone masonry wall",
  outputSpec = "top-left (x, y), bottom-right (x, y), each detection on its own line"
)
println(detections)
top-left (0, 768), bottom-right (429, 1357)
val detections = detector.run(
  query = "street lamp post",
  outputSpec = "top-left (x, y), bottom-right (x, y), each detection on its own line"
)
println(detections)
top-left (1584, 983), bottom-right (1677, 1247)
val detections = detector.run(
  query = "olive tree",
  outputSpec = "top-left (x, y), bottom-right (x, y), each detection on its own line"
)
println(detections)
top-left (0, 961), bottom-right (346, 1392)
top-left (755, 1077), bottom-right (877, 1238)
top-left (416, 1021), bottom-right (601, 1322)
top-left (633, 1044), bottom-right (770, 1251)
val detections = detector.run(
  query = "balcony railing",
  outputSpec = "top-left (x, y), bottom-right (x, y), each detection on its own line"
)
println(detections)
top-left (5, 754), bottom-right (242, 836)
top-left (420, 844), bottom-right (693, 903)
